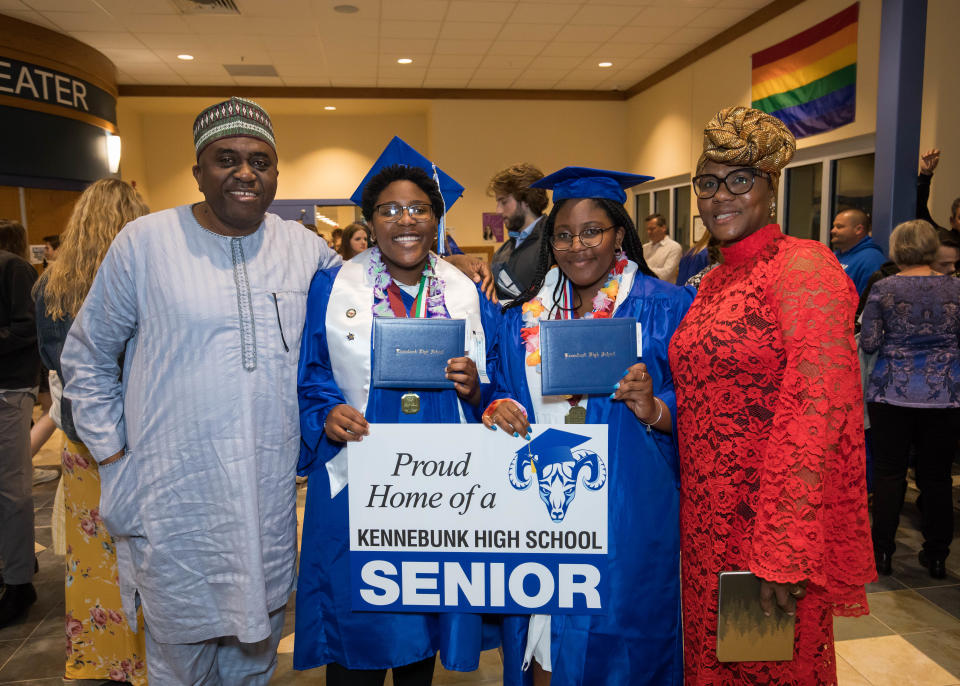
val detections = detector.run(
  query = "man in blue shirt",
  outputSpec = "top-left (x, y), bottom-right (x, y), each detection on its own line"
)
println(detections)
top-left (831, 208), bottom-right (887, 295)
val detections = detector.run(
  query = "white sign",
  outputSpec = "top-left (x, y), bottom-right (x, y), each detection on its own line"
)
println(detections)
top-left (348, 424), bottom-right (608, 614)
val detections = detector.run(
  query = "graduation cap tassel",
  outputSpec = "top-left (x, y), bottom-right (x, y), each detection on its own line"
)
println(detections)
top-left (433, 162), bottom-right (447, 256)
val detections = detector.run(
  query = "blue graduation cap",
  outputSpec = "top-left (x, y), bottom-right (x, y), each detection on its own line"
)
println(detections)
top-left (530, 166), bottom-right (653, 204)
top-left (516, 428), bottom-right (591, 469)
top-left (350, 136), bottom-right (464, 254)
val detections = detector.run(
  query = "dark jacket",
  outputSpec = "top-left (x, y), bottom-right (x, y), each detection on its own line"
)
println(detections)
top-left (34, 276), bottom-right (80, 442)
top-left (0, 250), bottom-right (40, 389)
top-left (491, 216), bottom-right (545, 301)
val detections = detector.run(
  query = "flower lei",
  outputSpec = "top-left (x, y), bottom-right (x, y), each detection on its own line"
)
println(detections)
top-left (367, 246), bottom-right (447, 318)
top-left (520, 257), bottom-right (627, 366)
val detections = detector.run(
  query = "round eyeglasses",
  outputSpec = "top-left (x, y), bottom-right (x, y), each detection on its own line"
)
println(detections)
top-left (374, 202), bottom-right (434, 223)
top-left (692, 168), bottom-right (770, 199)
top-left (550, 225), bottom-right (616, 251)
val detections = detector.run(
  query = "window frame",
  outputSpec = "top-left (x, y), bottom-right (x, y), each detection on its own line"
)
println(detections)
top-left (634, 174), bottom-right (693, 246)
top-left (777, 133), bottom-right (875, 246)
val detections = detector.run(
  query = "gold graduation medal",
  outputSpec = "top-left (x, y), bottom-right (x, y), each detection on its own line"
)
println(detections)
top-left (401, 392), bottom-right (421, 414)
top-left (565, 405), bottom-right (587, 424)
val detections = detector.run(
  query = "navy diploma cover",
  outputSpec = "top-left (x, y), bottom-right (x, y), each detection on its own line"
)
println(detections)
top-left (372, 318), bottom-right (466, 389)
top-left (539, 318), bottom-right (639, 395)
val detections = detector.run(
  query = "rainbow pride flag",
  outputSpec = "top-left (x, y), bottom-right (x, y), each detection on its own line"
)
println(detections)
top-left (751, 3), bottom-right (858, 139)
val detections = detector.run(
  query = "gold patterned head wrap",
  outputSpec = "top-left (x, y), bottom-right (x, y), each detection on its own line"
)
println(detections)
top-left (696, 106), bottom-right (796, 189)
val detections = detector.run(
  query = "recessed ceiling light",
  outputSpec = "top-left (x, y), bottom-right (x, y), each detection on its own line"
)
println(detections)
top-left (333, 4), bottom-right (359, 12)
top-left (177, 54), bottom-right (194, 61)
top-left (324, 106), bottom-right (336, 111)
top-left (598, 61), bottom-right (613, 68)
top-left (397, 58), bottom-right (413, 64)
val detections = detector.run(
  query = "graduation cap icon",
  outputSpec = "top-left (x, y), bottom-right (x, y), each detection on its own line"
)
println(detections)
top-left (508, 428), bottom-right (606, 522)
top-left (350, 136), bottom-right (464, 254)
top-left (515, 428), bottom-right (591, 470)
top-left (531, 166), bottom-right (653, 204)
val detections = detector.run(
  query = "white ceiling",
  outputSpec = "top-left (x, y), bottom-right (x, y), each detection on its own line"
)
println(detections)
top-left (0, 0), bottom-right (773, 91)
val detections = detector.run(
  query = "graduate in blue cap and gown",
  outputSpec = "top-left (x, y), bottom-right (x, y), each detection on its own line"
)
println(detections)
top-left (294, 137), bottom-right (502, 685)
top-left (482, 167), bottom-right (693, 686)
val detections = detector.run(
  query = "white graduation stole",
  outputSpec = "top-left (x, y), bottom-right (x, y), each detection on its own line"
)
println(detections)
top-left (323, 249), bottom-right (486, 496)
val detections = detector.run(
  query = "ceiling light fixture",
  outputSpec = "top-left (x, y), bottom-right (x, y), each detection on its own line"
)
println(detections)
top-left (324, 106), bottom-right (336, 111)
top-left (177, 54), bottom-right (195, 60)
top-left (397, 58), bottom-right (413, 64)
top-left (598, 61), bottom-right (613, 68)
top-left (333, 4), bottom-right (359, 13)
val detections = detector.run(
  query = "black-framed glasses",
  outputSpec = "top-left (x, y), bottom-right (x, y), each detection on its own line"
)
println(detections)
top-left (692, 168), bottom-right (770, 199)
top-left (374, 203), bottom-right (434, 222)
top-left (550, 225), bottom-right (616, 251)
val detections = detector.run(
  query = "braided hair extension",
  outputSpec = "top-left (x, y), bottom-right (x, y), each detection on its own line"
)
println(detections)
top-left (504, 197), bottom-right (656, 313)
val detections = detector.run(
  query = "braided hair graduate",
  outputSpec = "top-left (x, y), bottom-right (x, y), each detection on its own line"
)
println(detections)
top-left (484, 166), bottom-right (695, 686)
top-left (504, 169), bottom-right (657, 315)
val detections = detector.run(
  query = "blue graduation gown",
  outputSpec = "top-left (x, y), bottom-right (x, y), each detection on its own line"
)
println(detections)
top-left (294, 265), bottom-right (501, 672)
top-left (495, 273), bottom-right (693, 686)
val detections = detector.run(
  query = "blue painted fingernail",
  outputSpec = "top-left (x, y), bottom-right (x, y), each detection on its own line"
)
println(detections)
top-left (488, 424), bottom-right (497, 431)
top-left (513, 432), bottom-right (519, 437)
top-left (525, 433), bottom-right (531, 441)
top-left (613, 382), bottom-right (620, 390)
top-left (609, 393), bottom-right (616, 399)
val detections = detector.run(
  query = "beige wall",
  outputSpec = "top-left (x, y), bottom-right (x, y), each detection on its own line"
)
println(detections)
top-left (625, 0), bottom-right (960, 230)
top-left (919, 0), bottom-right (960, 225)
top-left (117, 97), bottom-right (624, 245)
top-left (115, 0), bottom-right (960, 245)
top-left (625, 0), bottom-right (882, 210)
top-left (118, 99), bottom-right (428, 215)
top-left (429, 99), bottom-right (627, 243)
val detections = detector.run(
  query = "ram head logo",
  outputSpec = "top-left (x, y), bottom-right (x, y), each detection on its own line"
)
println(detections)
top-left (508, 428), bottom-right (606, 522)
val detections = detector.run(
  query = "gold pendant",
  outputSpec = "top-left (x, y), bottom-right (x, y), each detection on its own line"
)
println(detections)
top-left (565, 406), bottom-right (587, 424)
top-left (401, 392), bottom-right (421, 414)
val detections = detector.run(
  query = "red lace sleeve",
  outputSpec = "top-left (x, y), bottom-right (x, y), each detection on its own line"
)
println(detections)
top-left (748, 241), bottom-right (876, 616)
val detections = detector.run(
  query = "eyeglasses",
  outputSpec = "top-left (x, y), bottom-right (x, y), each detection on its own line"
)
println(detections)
top-left (692, 168), bottom-right (770, 199)
top-left (374, 203), bottom-right (434, 222)
top-left (550, 225), bottom-right (616, 251)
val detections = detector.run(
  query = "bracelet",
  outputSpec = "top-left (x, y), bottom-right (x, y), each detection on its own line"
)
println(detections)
top-left (482, 397), bottom-right (528, 421)
top-left (640, 397), bottom-right (663, 429)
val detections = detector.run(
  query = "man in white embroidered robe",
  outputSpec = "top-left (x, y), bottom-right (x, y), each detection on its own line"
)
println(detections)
top-left (61, 98), bottom-right (340, 683)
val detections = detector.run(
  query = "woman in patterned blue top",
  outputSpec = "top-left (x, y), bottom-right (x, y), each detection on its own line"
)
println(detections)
top-left (861, 219), bottom-right (960, 580)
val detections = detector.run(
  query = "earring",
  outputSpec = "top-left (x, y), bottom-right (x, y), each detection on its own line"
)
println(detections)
top-left (769, 199), bottom-right (777, 216)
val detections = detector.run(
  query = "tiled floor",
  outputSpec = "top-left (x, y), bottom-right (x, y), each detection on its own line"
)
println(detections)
top-left (3, 429), bottom-right (958, 685)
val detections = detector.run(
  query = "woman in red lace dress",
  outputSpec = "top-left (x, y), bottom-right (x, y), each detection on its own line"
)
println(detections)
top-left (668, 107), bottom-right (876, 684)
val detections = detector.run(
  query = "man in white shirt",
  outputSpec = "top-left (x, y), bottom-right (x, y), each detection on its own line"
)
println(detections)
top-left (642, 213), bottom-right (682, 282)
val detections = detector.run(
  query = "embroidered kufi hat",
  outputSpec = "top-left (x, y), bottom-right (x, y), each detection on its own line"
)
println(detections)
top-left (193, 97), bottom-right (276, 157)
top-left (697, 106), bottom-right (796, 186)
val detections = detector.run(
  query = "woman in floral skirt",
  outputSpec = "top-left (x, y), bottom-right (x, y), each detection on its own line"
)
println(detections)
top-left (35, 178), bottom-right (149, 684)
